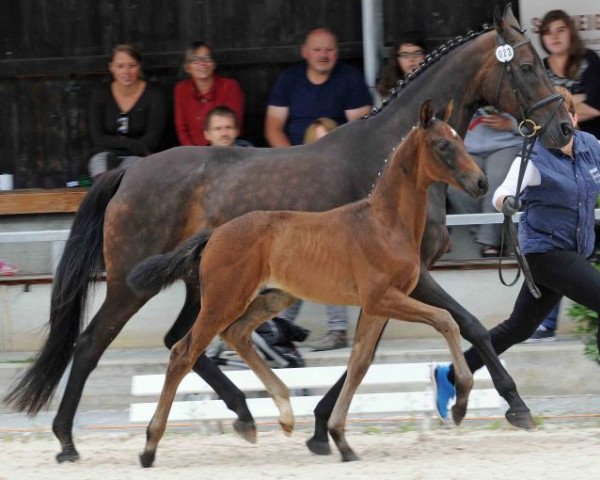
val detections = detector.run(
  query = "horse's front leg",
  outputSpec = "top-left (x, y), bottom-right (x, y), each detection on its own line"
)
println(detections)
top-left (411, 269), bottom-right (534, 429)
top-left (364, 287), bottom-right (474, 426)
top-left (327, 314), bottom-right (387, 462)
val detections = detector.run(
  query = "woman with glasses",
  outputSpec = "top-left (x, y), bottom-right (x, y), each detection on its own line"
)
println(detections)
top-left (540, 9), bottom-right (600, 139)
top-left (376, 31), bottom-right (427, 98)
top-left (174, 41), bottom-right (245, 146)
top-left (88, 44), bottom-right (167, 178)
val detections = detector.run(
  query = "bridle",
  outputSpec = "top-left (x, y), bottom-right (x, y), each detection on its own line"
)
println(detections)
top-left (494, 28), bottom-right (565, 299)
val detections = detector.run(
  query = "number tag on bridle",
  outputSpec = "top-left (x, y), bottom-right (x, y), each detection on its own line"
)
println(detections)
top-left (495, 44), bottom-right (514, 63)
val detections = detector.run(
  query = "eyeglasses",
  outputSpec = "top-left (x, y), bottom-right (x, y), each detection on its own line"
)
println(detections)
top-left (397, 51), bottom-right (425, 59)
top-left (189, 55), bottom-right (214, 64)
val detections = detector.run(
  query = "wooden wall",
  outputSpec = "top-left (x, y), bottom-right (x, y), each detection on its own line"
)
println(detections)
top-left (0, 0), bottom-right (514, 188)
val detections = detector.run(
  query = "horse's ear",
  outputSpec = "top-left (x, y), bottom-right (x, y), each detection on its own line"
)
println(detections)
top-left (493, 4), bottom-right (504, 36)
top-left (503, 3), bottom-right (521, 30)
top-left (419, 99), bottom-right (433, 129)
top-left (438, 99), bottom-right (453, 123)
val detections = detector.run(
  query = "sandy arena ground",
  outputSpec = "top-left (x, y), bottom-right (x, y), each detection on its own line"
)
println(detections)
top-left (1, 424), bottom-right (599, 480)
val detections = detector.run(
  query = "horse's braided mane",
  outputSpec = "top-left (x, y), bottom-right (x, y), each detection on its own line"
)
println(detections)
top-left (364, 24), bottom-right (495, 119)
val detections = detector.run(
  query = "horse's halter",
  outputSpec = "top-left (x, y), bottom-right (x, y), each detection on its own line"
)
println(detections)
top-left (494, 27), bottom-right (566, 299)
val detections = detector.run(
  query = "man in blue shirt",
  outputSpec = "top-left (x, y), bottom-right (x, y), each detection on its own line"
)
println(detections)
top-left (263, 28), bottom-right (372, 350)
top-left (265, 28), bottom-right (372, 147)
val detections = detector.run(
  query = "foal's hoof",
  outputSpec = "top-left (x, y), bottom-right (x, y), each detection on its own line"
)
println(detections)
top-left (306, 436), bottom-right (332, 456)
top-left (56, 445), bottom-right (80, 463)
top-left (279, 420), bottom-right (294, 436)
top-left (505, 408), bottom-right (536, 430)
top-left (451, 404), bottom-right (467, 426)
top-left (139, 451), bottom-right (155, 468)
top-left (233, 420), bottom-right (257, 444)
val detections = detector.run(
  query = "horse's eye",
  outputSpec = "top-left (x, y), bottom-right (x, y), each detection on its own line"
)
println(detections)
top-left (520, 63), bottom-right (533, 73)
top-left (437, 140), bottom-right (449, 152)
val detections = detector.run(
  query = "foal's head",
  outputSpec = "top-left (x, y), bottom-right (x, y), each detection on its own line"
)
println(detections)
top-left (415, 99), bottom-right (488, 199)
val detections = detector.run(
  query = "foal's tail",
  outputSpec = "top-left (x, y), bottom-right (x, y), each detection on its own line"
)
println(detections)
top-left (4, 169), bottom-right (126, 415)
top-left (127, 229), bottom-right (213, 295)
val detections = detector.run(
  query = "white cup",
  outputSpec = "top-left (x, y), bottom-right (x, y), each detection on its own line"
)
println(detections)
top-left (0, 174), bottom-right (14, 190)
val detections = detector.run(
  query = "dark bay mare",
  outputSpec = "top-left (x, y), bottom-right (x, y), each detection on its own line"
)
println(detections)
top-left (4, 5), bottom-right (572, 463)
top-left (129, 99), bottom-right (486, 466)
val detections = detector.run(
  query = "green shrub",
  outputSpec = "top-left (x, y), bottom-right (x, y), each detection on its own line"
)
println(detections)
top-left (567, 263), bottom-right (600, 362)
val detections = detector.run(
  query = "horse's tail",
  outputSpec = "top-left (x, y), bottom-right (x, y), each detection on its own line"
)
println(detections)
top-left (127, 229), bottom-right (213, 295)
top-left (4, 169), bottom-right (126, 415)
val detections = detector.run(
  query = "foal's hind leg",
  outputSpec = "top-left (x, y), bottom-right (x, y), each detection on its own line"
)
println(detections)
top-left (163, 282), bottom-right (286, 443)
top-left (220, 290), bottom-right (299, 435)
top-left (52, 289), bottom-right (151, 463)
top-left (411, 270), bottom-right (534, 429)
top-left (327, 314), bottom-right (387, 462)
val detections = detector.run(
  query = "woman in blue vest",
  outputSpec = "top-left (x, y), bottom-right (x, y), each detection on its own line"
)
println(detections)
top-left (434, 86), bottom-right (600, 419)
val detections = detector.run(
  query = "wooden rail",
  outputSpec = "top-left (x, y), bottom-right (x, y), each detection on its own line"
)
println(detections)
top-left (0, 188), bottom-right (87, 215)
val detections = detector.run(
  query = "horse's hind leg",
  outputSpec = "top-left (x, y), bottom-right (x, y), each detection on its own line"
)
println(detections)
top-left (220, 290), bottom-right (298, 434)
top-left (52, 289), bottom-right (151, 463)
top-left (328, 314), bottom-right (387, 462)
top-left (411, 270), bottom-right (534, 429)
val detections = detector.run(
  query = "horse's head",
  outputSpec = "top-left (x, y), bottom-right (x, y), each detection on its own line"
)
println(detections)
top-left (418, 99), bottom-right (488, 199)
top-left (478, 3), bottom-right (572, 148)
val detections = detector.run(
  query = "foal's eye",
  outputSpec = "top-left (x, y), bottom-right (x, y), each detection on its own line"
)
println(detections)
top-left (437, 140), bottom-right (450, 152)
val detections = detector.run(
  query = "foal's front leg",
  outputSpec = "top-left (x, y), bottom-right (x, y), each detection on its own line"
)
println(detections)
top-left (327, 312), bottom-right (387, 462)
top-left (365, 288), bottom-right (474, 425)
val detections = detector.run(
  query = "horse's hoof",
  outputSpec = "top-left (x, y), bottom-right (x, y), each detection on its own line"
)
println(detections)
top-left (233, 420), bottom-right (257, 444)
top-left (279, 420), bottom-right (294, 436)
top-left (505, 408), bottom-right (536, 430)
top-left (56, 446), bottom-right (80, 463)
top-left (341, 450), bottom-right (360, 462)
top-left (306, 437), bottom-right (332, 456)
top-left (139, 452), bottom-right (155, 468)
top-left (451, 404), bottom-right (467, 426)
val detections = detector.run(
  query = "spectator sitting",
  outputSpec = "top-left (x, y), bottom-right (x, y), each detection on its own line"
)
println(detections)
top-left (264, 27), bottom-right (372, 147)
top-left (204, 106), bottom-right (252, 147)
top-left (376, 31), bottom-right (427, 98)
top-left (88, 44), bottom-right (167, 178)
top-left (539, 9), bottom-right (600, 139)
top-left (273, 117), bottom-right (350, 351)
top-left (174, 41), bottom-right (245, 146)
top-left (446, 106), bottom-right (522, 257)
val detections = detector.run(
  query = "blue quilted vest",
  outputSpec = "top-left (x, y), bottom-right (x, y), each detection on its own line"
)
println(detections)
top-left (519, 131), bottom-right (600, 257)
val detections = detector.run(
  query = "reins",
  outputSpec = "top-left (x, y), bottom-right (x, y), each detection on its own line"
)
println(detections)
top-left (494, 30), bottom-right (565, 299)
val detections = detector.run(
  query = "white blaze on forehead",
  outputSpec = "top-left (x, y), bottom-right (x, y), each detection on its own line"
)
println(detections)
top-left (449, 126), bottom-right (459, 138)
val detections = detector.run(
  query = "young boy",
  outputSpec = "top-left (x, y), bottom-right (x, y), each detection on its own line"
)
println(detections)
top-left (203, 106), bottom-right (251, 147)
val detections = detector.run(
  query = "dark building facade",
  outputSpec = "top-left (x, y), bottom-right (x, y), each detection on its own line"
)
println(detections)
top-left (0, 0), bottom-right (514, 188)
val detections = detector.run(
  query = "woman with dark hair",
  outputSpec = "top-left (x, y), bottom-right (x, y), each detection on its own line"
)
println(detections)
top-left (540, 9), bottom-right (600, 138)
top-left (88, 44), bottom-right (167, 178)
top-left (376, 32), bottom-right (427, 97)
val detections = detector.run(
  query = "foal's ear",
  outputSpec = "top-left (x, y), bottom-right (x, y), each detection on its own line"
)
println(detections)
top-left (419, 99), bottom-right (433, 129)
top-left (435, 99), bottom-right (453, 123)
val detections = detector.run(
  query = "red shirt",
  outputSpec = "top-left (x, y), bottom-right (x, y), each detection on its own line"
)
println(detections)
top-left (174, 76), bottom-right (244, 146)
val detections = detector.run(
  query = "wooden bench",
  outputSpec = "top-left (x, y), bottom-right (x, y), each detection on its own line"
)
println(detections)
top-left (129, 362), bottom-right (504, 425)
top-left (0, 188), bottom-right (87, 215)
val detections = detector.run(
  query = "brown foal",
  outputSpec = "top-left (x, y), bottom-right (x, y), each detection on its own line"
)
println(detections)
top-left (131, 99), bottom-right (488, 466)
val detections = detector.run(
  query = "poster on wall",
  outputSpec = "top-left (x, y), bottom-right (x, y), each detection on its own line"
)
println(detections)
top-left (518, 0), bottom-right (600, 55)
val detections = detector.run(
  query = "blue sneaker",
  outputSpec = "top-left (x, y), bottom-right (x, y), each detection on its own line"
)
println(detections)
top-left (434, 365), bottom-right (456, 420)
